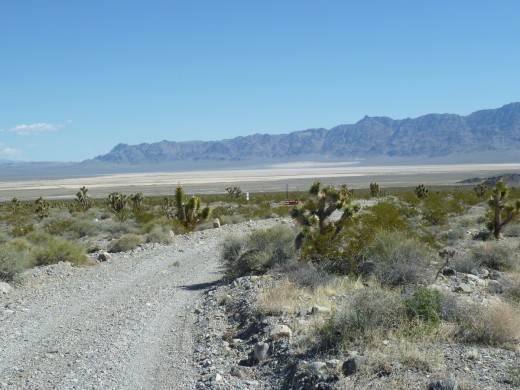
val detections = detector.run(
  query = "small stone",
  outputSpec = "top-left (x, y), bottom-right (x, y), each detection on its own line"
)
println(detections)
top-left (442, 268), bottom-right (456, 276)
top-left (269, 325), bottom-right (292, 340)
top-left (230, 366), bottom-right (249, 379)
top-left (428, 378), bottom-right (458, 390)
top-left (97, 251), bottom-right (110, 262)
top-left (342, 356), bottom-right (365, 376)
top-left (453, 284), bottom-right (472, 294)
top-left (210, 372), bottom-right (222, 382)
top-left (0, 282), bottom-right (13, 294)
top-left (253, 342), bottom-right (269, 362)
top-left (298, 309), bottom-right (309, 317)
top-left (311, 305), bottom-right (331, 315)
top-left (244, 380), bottom-right (259, 387)
top-left (213, 218), bottom-right (221, 228)
top-left (487, 279), bottom-right (502, 293)
top-left (306, 361), bottom-right (327, 374)
top-left (326, 359), bottom-right (340, 369)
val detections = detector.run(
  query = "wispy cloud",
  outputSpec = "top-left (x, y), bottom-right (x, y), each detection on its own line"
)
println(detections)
top-left (1, 148), bottom-right (22, 156)
top-left (2, 120), bottom-right (72, 135)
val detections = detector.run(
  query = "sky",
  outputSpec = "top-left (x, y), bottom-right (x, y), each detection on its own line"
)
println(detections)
top-left (1, 1), bottom-right (519, 162)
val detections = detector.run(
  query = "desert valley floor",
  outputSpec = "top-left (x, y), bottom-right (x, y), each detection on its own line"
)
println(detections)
top-left (1, 162), bottom-right (520, 201)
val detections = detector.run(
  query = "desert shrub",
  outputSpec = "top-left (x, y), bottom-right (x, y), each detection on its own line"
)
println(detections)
top-left (504, 281), bottom-right (520, 304)
top-left (9, 222), bottom-right (35, 237)
top-left (0, 244), bottom-right (33, 282)
top-left (100, 220), bottom-right (138, 236)
top-left (470, 241), bottom-right (518, 271)
top-left (273, 258), bottom-right (332, 289)
top-left (44, 216), bottom-right (97, 239)
top-left (503, 223), bottom-right (520, 237)
top-left (0, 231), bottom-right (10, 244)
top-left (34, 238), bottom-right (88, 266)
top-left (455, 301), bottom-right (520, 346)
top-left (451, 255), bottom-right (479, 274)
top-left (317, 287), bottom-right (405, 351)
top-left (220, 225), bottom-right (297, 279)
top-left (446, 227), bottom-right (466, 242)
top-left (43, 216), bottom-right (73, 236)
top-left (134, 211), bottom-right (156, 224)
top-left (146, 225), bottom-right (173, 244)
top-left (108, 234), bottom-right (145, 253)
top-left (363, 231), bottom-right (434, 287)
top-left (25, 231), bottom-right (54, 245)
top-left (404, 288), bottom-right (443, 327)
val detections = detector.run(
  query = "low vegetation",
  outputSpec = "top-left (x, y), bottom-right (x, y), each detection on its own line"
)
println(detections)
top-left (2, 179), bottom-right (520, 387)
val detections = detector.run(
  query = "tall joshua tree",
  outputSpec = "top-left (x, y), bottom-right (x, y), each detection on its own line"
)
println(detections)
top-left (291, 181), bottom-right (360, 246)
top-left (75, 186), bottom-right (92, 211)
top-left (487, 180), bottom-right (520, 239)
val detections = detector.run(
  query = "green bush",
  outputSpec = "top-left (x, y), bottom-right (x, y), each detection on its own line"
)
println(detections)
top-left (220, 225), bottom-right (296, 279)
top-left (0, 244), bottom-right (33, 282)
top-left (405, 288), bottom-right (443, 326)
top-left (470, 242), bottom-right (518, 271)
top-left (363, 231), bottom-right (434, 287)
top-left (108, 234), bottom-right (145, 253)
top-left (44, 216), bottom-right (97, 239)
top-left (34, 238), bottom-right (88, 266)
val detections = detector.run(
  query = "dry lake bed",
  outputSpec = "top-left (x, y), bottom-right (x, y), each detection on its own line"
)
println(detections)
top-left (1, 162), bottom-right (520, 201)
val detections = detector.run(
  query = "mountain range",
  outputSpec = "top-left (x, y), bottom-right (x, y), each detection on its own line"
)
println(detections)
top-left (91, 102), bottom-right (520, 165)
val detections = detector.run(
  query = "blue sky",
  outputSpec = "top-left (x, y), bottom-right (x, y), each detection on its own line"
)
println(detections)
top-left (1, 1), bottom-right (519, 162)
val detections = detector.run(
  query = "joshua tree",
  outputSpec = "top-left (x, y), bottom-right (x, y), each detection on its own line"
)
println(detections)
top-left (107, 192), bottom-right (128, 221)
top-left (9, 197), bottom-right (21, 213)
top-left (291, 181), bottom-right (360, 246)
top-left (226, 187), bottom-right (243, 199)
top-left (487, 180), bottom-right (520, 239)
top-left (162, 197), bottom-right (175, 219)
top-left (369, 182), bottom-right (382, 198)
top-left (75, 186), bottom-right (92, 211)
top-left (35, 196), bottom-right (51, 221)
top-left (129, 192), bottom-right (144, 212)
top-left (474, 183), bottom-right (488, 199)
top-left (415, 184), bottom-right (429, 200)
top-left (173, 185), bottom-right (211, 230)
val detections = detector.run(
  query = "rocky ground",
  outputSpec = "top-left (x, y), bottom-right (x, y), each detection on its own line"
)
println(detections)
top-left (1, 215), bottom-right (519, 390)
top-left (0, 219), bottom-right (281, 390)
top-left (191, 272), bottom-right (520, 390)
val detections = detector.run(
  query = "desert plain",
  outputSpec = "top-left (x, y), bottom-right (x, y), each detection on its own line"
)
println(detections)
top-left (1, 162), bottom-right (520, 201)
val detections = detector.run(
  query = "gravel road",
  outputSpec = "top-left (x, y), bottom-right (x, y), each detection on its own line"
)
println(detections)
top-left (0, 219), bottom-right (281, 390)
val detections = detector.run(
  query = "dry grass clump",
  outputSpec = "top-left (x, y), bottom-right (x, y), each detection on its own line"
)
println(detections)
top-left (504, 280), bottom-right (520, 304)
top-left (108, 234), bottom-right (145, 253)
top-left (273, 259), bottom-right (332, 289)
top-left (363, 231), bottom-right (435, 287)
top-left (0, 243), bottom-right (33, 282)
top-left (455, 301), bottom-right (520, 347)
top-left (33, 238), bottom-right (89, 266)
top-left (470, 241), bottom-right (519, 271)
top-left (220, 225), bottom-right (297, 279)
top-left (364, 342), bottom-right (443, 376)
top-left (258, 275), bottom-right (359, 316)
top-left (146, 225), bottom-right (173, 244)
top-left (259, 278), bottom-right (308, 315)
top-left (317, 286), bottom-right (405, 352)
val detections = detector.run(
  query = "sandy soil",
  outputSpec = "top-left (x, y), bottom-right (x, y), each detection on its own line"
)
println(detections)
top-left (1, 162), bottom-right (520, 201)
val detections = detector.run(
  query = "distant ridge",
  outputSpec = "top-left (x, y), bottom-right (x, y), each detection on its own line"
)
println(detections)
top-left (91, 103), bottom-right (520, 165)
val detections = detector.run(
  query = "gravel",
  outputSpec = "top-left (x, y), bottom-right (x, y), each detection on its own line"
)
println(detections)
top-left (0, 219), bottom-right (283, 390)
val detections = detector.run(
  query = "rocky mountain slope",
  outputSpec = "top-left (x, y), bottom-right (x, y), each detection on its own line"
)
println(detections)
top-left (92, 103), bottom-right (520, 165)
